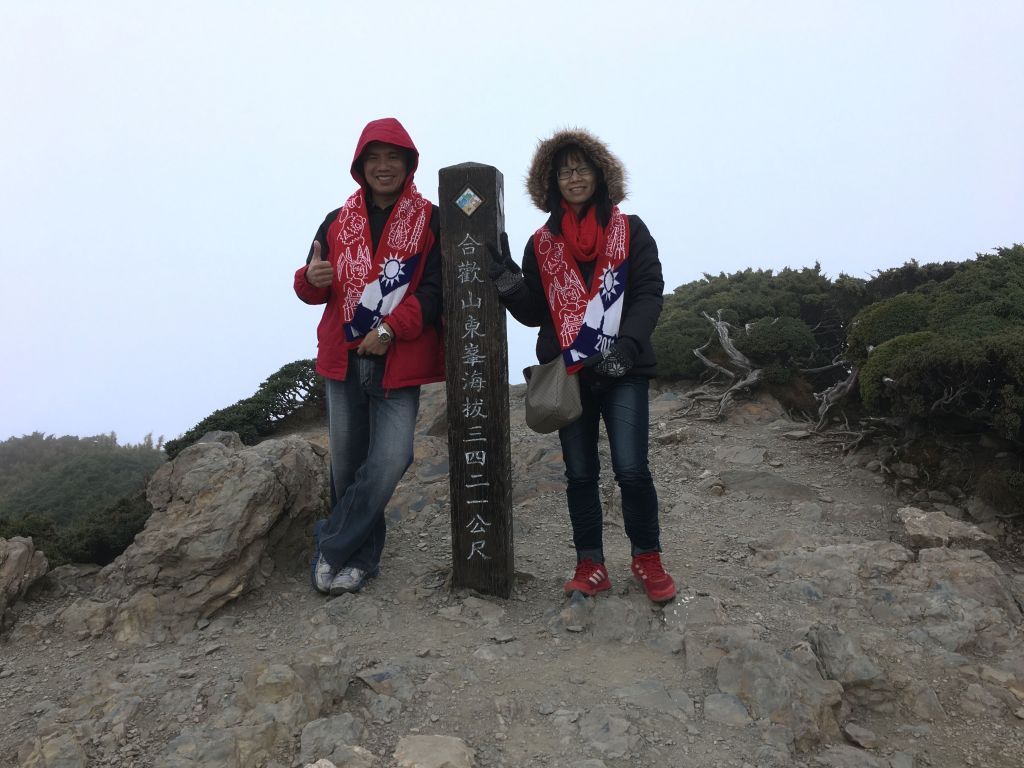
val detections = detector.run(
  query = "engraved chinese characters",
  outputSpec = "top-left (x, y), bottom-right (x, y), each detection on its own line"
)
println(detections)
top-left (439, 164), bottom-right (513, 598)
top-left (457, 245), bottom-right (493, 562)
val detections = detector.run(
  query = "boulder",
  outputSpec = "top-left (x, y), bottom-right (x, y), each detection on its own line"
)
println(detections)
top-left (805, 623), bottom-right (892, 709)
top-left (394, 735), bottom-right (476, 768)
top-left (751, 537), bottom-right (913, 599)
top-left (613, 680), bottom-right (695, 720)
top-left (299, 715), bottom-right (370, 765)
top-left (899, 548), bottom-right (1023, 624)
top-left (703, 692), bottom-right (753, 726)
top-left (896, 506), bottom-right (997, 551)
top-left (578, 706), bottom-right (637, 757)
top-left (0, 536), bottom-right (48, 628)
top-left (715, 445), bottom-right (768, 465)
top-left (17, 732), bottom-right (88, 768)
top-left (812, 745), bottom-right (884, 767)
top-left (716, 640), bottom-right (843, 751)
top-left (91, 434), bottom-right (327, 643)
top-left (157, 642), bottom-right (352, 768)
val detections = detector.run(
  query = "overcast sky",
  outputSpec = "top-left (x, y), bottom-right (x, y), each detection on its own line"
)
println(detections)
top-left (1, 1), bottom-right (1021, 446)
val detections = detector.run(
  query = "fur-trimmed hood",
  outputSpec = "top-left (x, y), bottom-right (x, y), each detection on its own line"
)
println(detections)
top-left (526, 128), bottom-right (627, 212)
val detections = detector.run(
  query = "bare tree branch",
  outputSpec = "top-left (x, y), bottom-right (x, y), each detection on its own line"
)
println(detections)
top-left (682, 310), bottom-right (766, 420)
top-left (814, 366), bottom-right (859, 431)
top-left (692, 340), bottom-right (736, 379)
top-left (800, 354), bottom-right (849, 375)
top-left (710, 368), bottom-right (764, 419)
top-left (931, 385), bottom-right (967, 413)
top-left (702, 310), bottom-right (754, 372)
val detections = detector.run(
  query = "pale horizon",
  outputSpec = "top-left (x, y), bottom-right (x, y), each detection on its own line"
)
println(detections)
top-left (2, 1), bottom-right (1021, 446)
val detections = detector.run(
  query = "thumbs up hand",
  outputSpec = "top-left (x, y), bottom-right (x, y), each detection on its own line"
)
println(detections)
top-left (305, 241), bottom-right (333, 288)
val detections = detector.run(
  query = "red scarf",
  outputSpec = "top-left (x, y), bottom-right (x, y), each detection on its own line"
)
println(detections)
top-left (331, 180), bottom-right (432, 344)
top-left (533, 207), bottom-right (630, 371)
top-left (559, 201), bottom-right (606, 263)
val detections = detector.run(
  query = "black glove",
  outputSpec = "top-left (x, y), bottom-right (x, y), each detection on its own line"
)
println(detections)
top-left (487, 232), bottom-right (521, 279)
top-left (588, 341), bottom-right (637, 378)
top-left (487, 232), bottom-right (524, 295)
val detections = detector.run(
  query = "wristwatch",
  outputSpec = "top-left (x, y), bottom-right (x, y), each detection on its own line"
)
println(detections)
top-left (376, 324), bottom-right (393, 344)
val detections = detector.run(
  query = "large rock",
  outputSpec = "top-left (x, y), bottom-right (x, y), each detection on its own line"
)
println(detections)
top-left (805, 624), bottom-right (892, 710)
top-left (716, 640), bottom-right (843, 751)
top-left (904, 548), bottom-right (1022, 621)
top-left (0, 536), bottom-right (49, 628)
top-left (299, 715), bottom-right (370, 765)
top-left (751, 534), bottom-right (913, 599)
top-left (896, 506), bottom-right (997, 551)
top-left (613, 680), bottom-right (695, 720)
top-left (662, 594), bottom-right (762, 670)
top-left (578, 705), bottom-right (637, 757)
top-left (17, 732), bottom-right (88, 768)
top-left (751, 530), bottom-right (1022, 655)
top-left (892, 548), bottom-right (1023, 653)
top-left (86, 434), bottom-right (327, 643)
top-left (394, 735), bottom-right (475, 768)
top-left (158, 643), bottom-right (352, 768)
top-left (718, 469), bottom-right (818, 500)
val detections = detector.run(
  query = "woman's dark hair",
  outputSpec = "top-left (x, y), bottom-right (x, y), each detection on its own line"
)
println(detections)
top-left (545, 144), bottom-right (612, 231)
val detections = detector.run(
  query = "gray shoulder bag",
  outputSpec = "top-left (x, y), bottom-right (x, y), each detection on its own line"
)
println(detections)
top-left (523, 358), bottom-right (582, 434)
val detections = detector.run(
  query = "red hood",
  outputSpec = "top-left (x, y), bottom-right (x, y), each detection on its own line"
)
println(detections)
top-left (350, 117), bottom-right (419, 188)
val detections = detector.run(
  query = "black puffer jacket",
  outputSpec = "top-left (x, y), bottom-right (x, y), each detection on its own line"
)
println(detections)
top-left (500, 212), bottom-right (664, 377)
top-left (500, 127), bottom-right (665, 378)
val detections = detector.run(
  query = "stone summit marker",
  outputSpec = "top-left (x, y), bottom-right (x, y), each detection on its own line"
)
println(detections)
top-left (438, 163), bottom-right (513, 598)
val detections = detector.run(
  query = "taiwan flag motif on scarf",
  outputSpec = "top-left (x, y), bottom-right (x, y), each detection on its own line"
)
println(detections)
top-left (533, 209), bottom-right (631, 372)
top-left (330, 183), bottom-right (431, 343)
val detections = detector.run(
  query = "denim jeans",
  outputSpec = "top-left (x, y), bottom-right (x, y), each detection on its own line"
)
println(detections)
top-left (318, 352), bottom-right (420, 573)
top-left (558, 375), bottom-right (660, 559)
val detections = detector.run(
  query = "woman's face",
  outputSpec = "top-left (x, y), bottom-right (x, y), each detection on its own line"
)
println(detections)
top-left (556, 152), bottom-right (597, 212)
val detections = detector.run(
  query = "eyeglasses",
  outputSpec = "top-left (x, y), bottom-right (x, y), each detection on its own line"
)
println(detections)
top-left (557, 165), bottom-right (594, 181)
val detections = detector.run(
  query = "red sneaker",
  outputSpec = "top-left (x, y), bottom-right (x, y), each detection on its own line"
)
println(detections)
top-left (564, 559), bottom-right (612, 597)
top-left (631, 552), bottom-right (677, 603)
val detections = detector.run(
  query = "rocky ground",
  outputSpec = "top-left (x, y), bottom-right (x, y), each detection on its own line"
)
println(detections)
top-left (2, 381), bottom-right (1023, 768)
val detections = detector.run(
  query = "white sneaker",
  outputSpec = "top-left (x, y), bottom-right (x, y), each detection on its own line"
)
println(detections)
top-left (312, 554), bottom-right (335, 594)
top-left (329, 566), bottom-right (368, 595)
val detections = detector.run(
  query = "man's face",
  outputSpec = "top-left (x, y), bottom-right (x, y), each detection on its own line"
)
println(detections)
top-left (362, 142), bottom-right (409, 206)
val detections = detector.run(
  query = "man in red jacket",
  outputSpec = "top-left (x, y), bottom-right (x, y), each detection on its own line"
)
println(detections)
top-left (294, 117), bottom-right (444, 595)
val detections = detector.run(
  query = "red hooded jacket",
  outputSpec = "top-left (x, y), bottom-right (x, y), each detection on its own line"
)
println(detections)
top-left (294, 118), bottom-right (444, 388)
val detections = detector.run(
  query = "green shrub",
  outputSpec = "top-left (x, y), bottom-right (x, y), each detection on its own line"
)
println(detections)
top-left (926, 245), bottom-right (1024, 332)
top-left (859, 329), bottom-right (1024, 442)
top-left (0, 491), bottom-right (153, 567)
top-left (976, 469), bottom-right (1024, 518)
top-left (846, 293), bottom-right (930, 365)
top-left (165, 359), bottom-right (324, 458)
top-left (654, 264), bottom-right (865, 383)
top-left (865, 259), bottom-right (960, 301)
top-left (858, 332), bottom-right (936, 413)
top-left (985, 331), bottom-right (1024, 440)
top-left (735, 316), bottom-right (817, 367)
top-left (651, 310), bottom-right (712, 379)
top-left (0, 512), bottom-right (59, 554)
top-left (58, 490), bottom-right (153, 566)
top-left (850, 246), bottom-right (1024, 442)
top-left (0, 434), bottom-right (163, 525)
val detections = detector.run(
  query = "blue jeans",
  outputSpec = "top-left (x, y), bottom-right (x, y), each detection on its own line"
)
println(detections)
top-left (558, 375), bottom-right (660, 559)
top-left (318, 352), bottom-right (420, 573)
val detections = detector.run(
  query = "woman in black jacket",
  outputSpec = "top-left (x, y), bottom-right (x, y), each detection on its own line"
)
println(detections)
top-left (490, 128), bottom-right (677, 603)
